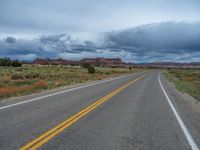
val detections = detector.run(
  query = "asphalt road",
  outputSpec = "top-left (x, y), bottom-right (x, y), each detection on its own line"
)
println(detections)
top-left (0, 71), bottom-right (199, 150)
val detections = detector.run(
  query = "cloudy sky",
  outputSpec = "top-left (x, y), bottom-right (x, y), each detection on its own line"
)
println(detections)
top-left (0, 0), bottom-right (200, 62)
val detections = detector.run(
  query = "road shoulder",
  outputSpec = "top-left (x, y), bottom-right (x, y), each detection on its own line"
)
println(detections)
top-left (160, 72), bottom-right (200, 147)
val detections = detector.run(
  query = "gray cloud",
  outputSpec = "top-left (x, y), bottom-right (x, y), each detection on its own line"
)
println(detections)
top-left (40, 34), bottom-right (71, 44)
top-left (0, 33), bottom-right (99, 60)
top-left (1, 0), bottom-right (200, 36)
top-left (5, 37), bottom-right (16, 43)
top-left (39, 33), bottom-right (97, 53)
top-left (105, 22), bottom-right (200, 53)
top-left (0, 0), bottom-right (200, 63)
top-left (103, 22), bottom-right (200, 62)
top-left (0, 22), bottom-right (200, 62)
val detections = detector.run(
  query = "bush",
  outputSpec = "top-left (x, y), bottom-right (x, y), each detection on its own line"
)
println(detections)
top-left (25, 72), bottom-right (40, 79)
top-left (82, 63), bottom-right (91, 68)
top-left (33, 80), bottom-right (48, 89)
top-left (11, 74), bottom-right (24, 80)
top-left (81, 63), bottom-right (95, 74)
top-left (12, 60), bottom-right (22, 67)
top-left (0, 58), bottom-right (22, 67)
top-left (0, 57), bottom-right (12, 66)
top-left (87, 66), bottom-right (95, 74)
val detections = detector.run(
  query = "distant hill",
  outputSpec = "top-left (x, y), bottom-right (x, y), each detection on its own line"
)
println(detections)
top-left (22, 57), bottom-right (200, 69)
top-left (32, 57), bottom-right (127, 67)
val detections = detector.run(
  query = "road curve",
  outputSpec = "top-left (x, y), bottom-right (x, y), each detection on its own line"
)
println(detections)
top-left (0, 71), bottom-right (199, 150)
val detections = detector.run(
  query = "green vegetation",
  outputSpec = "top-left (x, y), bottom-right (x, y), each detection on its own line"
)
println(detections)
top-left (87, 66), bottom-right (95, 74)
top-left (81, 63), bottom-right (95, 74)
top-left (0, 57), bottom-right (22, 67)
top-left (0, 65), bottom-right (142, 99)
top-left (164, 69), bottom-right (200, 101)
top-left (11, 60), bottom-right (22, 67)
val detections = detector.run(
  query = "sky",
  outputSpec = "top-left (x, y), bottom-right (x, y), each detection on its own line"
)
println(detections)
top-left (0, 0), bottom-right (200, 63)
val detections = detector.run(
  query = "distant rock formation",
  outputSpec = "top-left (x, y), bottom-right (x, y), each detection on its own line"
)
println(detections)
top-left (33, 57), bottom-right (127, 67)
top-left (32, 58), bottom-right (200, 68)
top-left (80, 58), bottom-right (126, 67)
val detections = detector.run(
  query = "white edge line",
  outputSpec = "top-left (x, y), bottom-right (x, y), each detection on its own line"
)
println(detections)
top-left (0, 73), bottom-right (136, 110)
top-left (158, 73), bottom-right (199, 150)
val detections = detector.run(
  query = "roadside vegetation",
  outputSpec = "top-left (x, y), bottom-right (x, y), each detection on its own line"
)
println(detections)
top-left (0, 65), bottom-right (142, 99)
top-left (82, 63), bottom-right (96, 74)
top-left (164, 69), bottom-right (200, 101)
top-left (0, 57), bottom-right (22, 67)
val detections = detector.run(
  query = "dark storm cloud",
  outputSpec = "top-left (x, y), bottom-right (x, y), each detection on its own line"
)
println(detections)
top-left (105, 22), bottom-right (200, 54)
top-left (70, 40), bottom-right (97, 52)
top-left (1, 22), bottom-right (200, 62)
top-left (0, 33), bottom-right (98, 60)
top-left (38, 33), bottom-right (97, 53)
top-left (40, 34), bottom-right (71, 44)
top-left (5, 37), bottom-right (16, 43)
top-left (1, 0), bottom-right (200, 62)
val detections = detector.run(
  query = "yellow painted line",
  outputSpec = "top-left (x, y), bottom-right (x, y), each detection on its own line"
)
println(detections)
top-left (20, 75), bottom-right (144, 150)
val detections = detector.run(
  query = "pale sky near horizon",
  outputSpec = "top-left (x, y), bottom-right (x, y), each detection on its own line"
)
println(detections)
top-left (0, 0), bottom-right (200, 62)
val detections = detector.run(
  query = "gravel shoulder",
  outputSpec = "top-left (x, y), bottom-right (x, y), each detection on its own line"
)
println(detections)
top-left (161, 72), bottom-right (200, 147)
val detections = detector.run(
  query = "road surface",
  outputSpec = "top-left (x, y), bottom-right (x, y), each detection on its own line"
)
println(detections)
top-left (0, 71), bottom-right (199, 150)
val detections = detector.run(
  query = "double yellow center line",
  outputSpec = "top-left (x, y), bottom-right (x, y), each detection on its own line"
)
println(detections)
top-left (20, 75), bottom-right (144, 150)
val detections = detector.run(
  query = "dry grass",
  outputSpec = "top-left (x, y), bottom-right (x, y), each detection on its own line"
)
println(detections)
top-left (0, 80), bottom-right (48, 98)
top-left (0, 65), bottom-right (143, 99)
top-left (164, 69), bottom-right (200, 101)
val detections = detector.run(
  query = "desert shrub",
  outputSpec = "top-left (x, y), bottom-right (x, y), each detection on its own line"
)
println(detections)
top-left (0, 87), bottom-right (11, 97)
top-left (0, 58), bottom-right (22, 67)
top-left (81, 63), bottom-right (95, 74)
top-left (12, 60), bottom-right (22, 67)
top-left (33, 80), bottom-right (48, 89)
top-left (0, 86), bottom-right (31, 98)
top-left (82, 63), bottom-right (91, 68)
top-left (0, 57), bottom-right (12, 66)
top-left (11, 74), bottom-right (24, 80)
top-left (0, 80), bottom-right (48, 98)
top-left (105, 71), bottom-right (111, 75)
top-left (24, 73), bottom-right (33, 79)
top-left (2, 75), bottom-right (12, 83)
top-left (87, 66), bottom-right (95, 74)
top-left (25, 72), bottom-right (40, 79)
